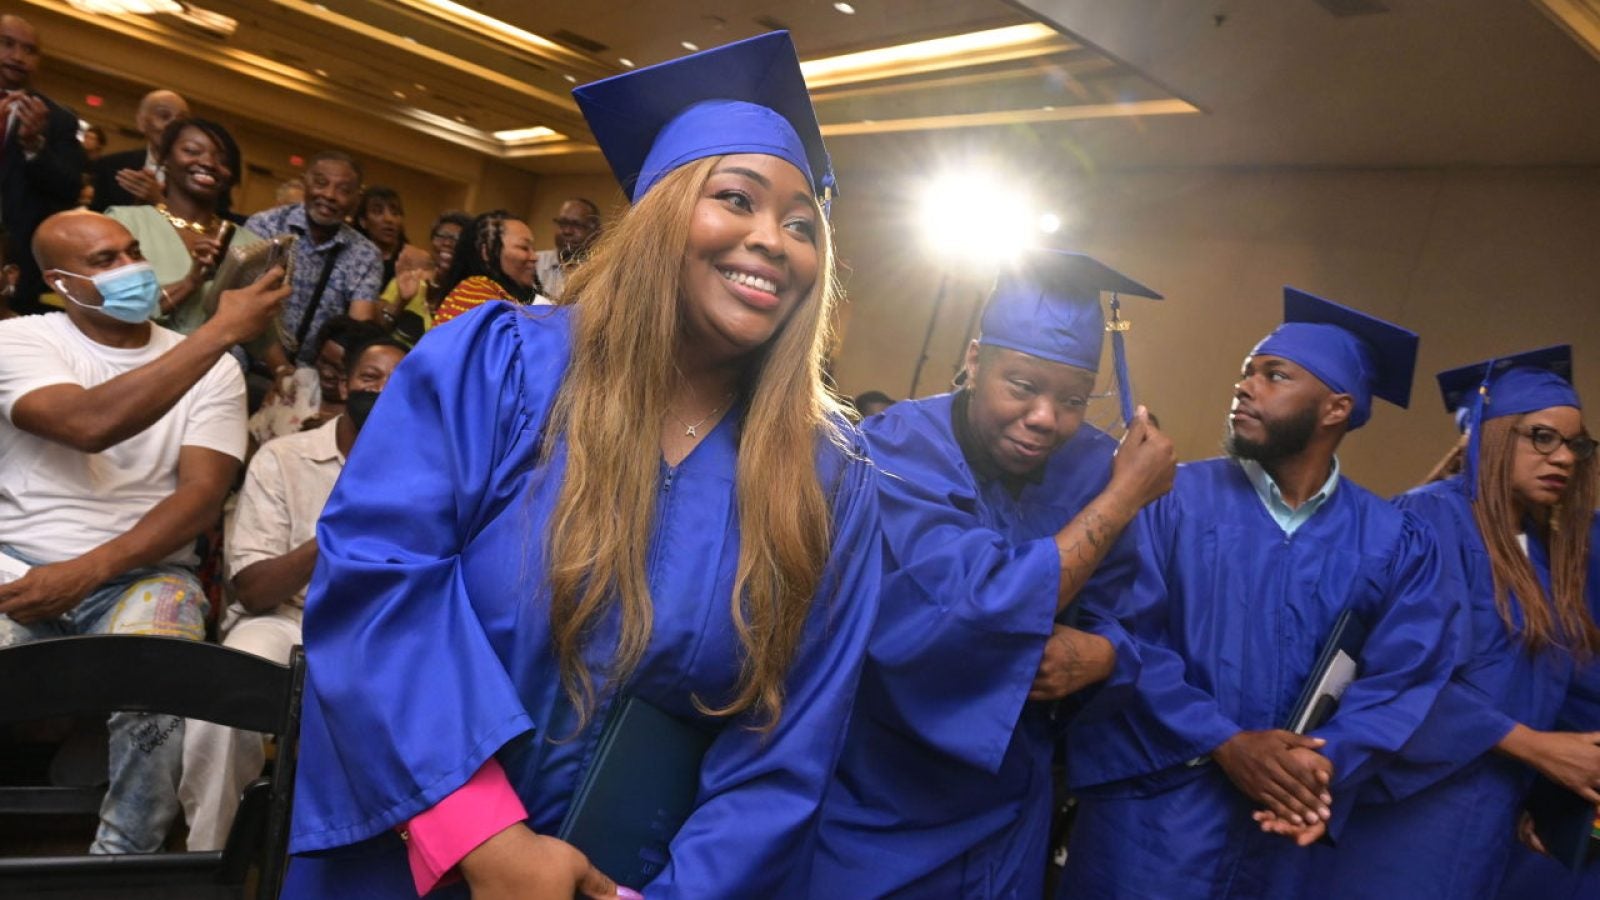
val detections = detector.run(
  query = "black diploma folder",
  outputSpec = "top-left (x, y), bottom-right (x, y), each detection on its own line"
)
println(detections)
top-left (1286, 608), bottom-right (1369, 734)
top-left (556, 695), bottom-right (715, 889)
top-left (1526, 776), bottom-right (1600, 871)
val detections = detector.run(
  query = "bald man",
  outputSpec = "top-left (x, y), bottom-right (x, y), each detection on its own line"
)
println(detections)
top-left (0, 210), bottom-right (286, 854)
top-left (0, 14), bottom-right (87, 312)
top-left (90, 88), bottom-right (189, 212)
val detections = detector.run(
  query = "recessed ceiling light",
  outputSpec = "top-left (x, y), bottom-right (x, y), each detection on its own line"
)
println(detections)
top-left (393, 90), bottom-right (406, 99)
top-left (414, 82), bottom-right (427, 91)
top-left (314, 68), bottom-right (329, 77)
top-left (618, 57), bottom-right (635, 67)
top-left (493, 125), bottom-right (560, 142)
top-left (833, 2), bottom-right (856, 13)
top-left (312, 2), bottom-right (326, 9)
top-left (563, 74), bottom-right (577, 83)
top-left (681, 40), bottom-right (699, 51)
top-left (403, 35), bottom-right (418, 43)
top-left (453, 114), bottom-right (467, 123)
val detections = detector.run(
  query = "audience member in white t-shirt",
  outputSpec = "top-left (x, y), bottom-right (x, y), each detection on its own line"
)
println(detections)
top-left (180, 335), bottom-right (406, 851)
top-left (0, 209), bottom-right (286, 854)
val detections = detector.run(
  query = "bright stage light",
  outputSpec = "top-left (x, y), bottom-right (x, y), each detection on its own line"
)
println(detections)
top-left (1037, 212), bottom-right (1061, 234)
top-left (916, 171), bottom-right (1035, 265)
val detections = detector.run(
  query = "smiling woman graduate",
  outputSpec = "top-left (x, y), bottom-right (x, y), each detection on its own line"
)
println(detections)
top-left (282, 32), bottom-right (882, 899)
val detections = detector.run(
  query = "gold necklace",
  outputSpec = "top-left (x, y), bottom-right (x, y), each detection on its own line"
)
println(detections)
top-left (670, 393), bottom-right (733, 438)
top-left (155, 203), bottom-right (216, 236)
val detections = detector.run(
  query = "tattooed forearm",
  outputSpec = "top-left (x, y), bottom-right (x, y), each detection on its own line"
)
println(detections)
top-left (1053, 504), bottom-right (1129, 614)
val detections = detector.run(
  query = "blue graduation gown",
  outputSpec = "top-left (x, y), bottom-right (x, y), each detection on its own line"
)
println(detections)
top-left (1312, 476), bottom-right (1600, 899)
top-left (811, 392), bottom-right (1144, 899)
top-left (282, 303), bottom-right (882, 898)
top-left (1058, 457), bottom-right (1454, 900)
top-left (1497, 516), bottom-right (1600, 900)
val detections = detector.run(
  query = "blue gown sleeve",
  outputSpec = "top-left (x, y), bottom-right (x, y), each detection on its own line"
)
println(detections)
top-left (1363, 487), bottom-right (1515, 802)
top-left (1057, 528), bottom-right (1146, 728)
top-left (290, 303), bottom-right (570, 852)
top-left (859, 413), bottom-right (1063, 774)
top-left (647, 445), bottom-right (882, 898)
top-left (1311, 508), bottom-right (1457, 828)
top-left (1064, 497), bottom-right (1244, 789)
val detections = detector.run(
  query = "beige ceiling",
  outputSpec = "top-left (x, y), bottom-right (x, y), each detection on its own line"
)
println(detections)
top-left (22, 0), bottom-right (1600, 186)
top-left (20, 0), bottom-right (1195, 179)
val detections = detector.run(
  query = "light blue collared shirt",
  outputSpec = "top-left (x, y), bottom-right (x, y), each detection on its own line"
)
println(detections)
top-left (1238, 456), bottom-right (1341, 536)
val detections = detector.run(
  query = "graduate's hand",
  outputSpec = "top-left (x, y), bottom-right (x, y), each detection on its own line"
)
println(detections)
top-left (459, 823), bottom-right (637, 899)
top-left (1515, 810), bottom-right (1550, 856)
top-left (1213, 730), bottom-right (1334, 827)
top-left (1029, 625), bottom-right (1115, 700)
top-left (1108, 406), bottom-right (1176, 513)
top-left (1519, 730), bottom-right (1600, 805)
top-left (1251, 810), bottom-right (1329, 847)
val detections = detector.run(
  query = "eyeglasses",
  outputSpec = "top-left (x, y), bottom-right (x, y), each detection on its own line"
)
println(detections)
top-left (430, 230), bottom-right (460, 242)
top-left (1516, 425), bottom-right (1598, 461)
top-left (552, 217), bottom-right (597, 230)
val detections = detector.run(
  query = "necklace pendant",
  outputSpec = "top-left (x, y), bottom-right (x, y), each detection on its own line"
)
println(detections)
top-left (685, 425), bottom-right (697, 438)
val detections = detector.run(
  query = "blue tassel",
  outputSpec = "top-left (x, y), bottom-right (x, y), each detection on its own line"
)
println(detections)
top-left (1108, 294), bottom-right (1135, 426)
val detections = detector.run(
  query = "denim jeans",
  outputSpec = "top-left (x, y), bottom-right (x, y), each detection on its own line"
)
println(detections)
top-left (0, 545), bottom-right (208, 854)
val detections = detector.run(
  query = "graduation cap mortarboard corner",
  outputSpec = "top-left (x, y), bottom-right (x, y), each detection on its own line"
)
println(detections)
top-left (1434, 345), bottom-right (1580, 498)
top-left (1250, 287), bottom-right (1419, 430)
top-left (977, 249), bottom-right (1163, 425)
top-left (572, 31), bottom-right (834, 206)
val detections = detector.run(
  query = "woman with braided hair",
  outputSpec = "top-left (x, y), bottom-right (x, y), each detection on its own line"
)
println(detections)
top-left (431, 209), bottom-right (542, 326)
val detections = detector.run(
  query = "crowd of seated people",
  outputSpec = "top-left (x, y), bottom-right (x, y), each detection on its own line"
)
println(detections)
top-left (0, 9), bottom-right (605, 855)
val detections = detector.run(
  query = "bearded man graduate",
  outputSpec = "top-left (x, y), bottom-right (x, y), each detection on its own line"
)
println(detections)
top-left (1058, 289), bottom-right (1458, 899)
top-left (812, 249), bottom-right (1176, 898)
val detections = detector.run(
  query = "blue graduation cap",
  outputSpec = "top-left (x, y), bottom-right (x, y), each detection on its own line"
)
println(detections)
top-left (977, 249), bottom-right (1163, 424)
top-left (1249, 287), bottom-right (1419, 430)
top-left (573, 31), bottom-right (834, 206)
top-left (1435, 345), bottom-right (1580, 497)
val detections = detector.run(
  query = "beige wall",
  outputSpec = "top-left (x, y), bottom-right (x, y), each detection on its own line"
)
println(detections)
top-left (523, 173), bottom-right (629, 249)
top-left (827, 166), bottom-right (1600, 497)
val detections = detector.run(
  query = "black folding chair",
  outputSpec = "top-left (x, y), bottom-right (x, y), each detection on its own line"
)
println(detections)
top-left (0, 635), bottom-right (304, 899)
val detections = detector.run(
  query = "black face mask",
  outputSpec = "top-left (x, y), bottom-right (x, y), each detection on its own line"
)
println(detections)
top-left (344, 390), bottom-right (380, 432)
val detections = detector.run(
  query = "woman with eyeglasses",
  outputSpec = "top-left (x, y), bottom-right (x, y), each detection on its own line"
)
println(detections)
top-left (1308, 346), bottom-right (1600, 899)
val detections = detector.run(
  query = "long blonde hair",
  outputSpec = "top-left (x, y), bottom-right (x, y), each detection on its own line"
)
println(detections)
top-left (543, 156), bottom-right (845, 730)
top-left (1471, 415), bottom-right (1599, 657)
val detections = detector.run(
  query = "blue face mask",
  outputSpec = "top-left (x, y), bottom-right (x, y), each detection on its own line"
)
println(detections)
top-left (52, 262), bottom-right (162, 324)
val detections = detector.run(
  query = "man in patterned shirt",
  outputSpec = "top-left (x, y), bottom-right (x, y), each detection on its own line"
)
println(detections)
top-left (244, 151), bottom-right (381, 391)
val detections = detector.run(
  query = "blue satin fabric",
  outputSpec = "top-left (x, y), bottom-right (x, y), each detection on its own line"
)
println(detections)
top-left (1306, 476), bottom-right (1600, 898)
top-left (811, 393), bottom-right (1145, 899)
top-left (1497, 640), bottom-right (1600, 898)
top-left (282, 302), bottom-right (882, 897)
top-left (1058, 457), bottom-right (1455, 899)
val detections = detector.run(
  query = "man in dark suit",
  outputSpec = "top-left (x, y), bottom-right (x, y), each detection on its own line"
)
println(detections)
top-left (89, 88), bottom-right (187, 213)
top-left (1, 13), bottom-right (85, 314)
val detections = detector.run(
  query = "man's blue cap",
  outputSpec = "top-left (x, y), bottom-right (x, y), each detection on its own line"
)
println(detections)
top-left (978, 249), bottom-right (1162, 423)
top-left (573, 31), bottom-right (834, 206)
top-left (1250, 287), bottom-right (1419, 430)
top-left (1436, 345), bottom-right (1580, 497)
